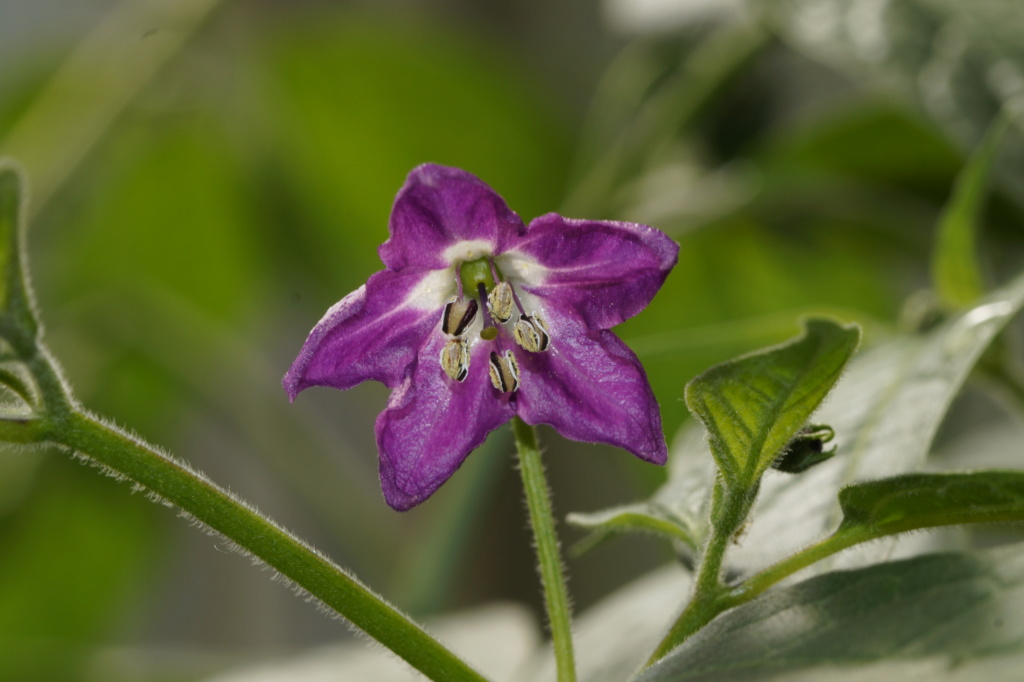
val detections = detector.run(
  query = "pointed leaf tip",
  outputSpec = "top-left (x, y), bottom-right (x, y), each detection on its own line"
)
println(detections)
top-left (685, 317), bottom-right (860, 490)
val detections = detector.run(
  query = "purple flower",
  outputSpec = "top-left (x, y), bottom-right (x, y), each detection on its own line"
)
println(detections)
top-left (284, 164), bottom-right (678, 510)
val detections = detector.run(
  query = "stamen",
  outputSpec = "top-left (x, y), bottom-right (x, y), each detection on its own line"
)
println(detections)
top-left (509, 282), bottom-right (529, 317)
top-left (488, 350), bottom-right (520, 393)
top-left (487, 258), bottom-right (528, 319)
top-left (476, 283), bottom-right (499, 341)
top-left (488, 281), bottom-right (514, 323)
top-left (455, 265), bottom-right (465, 300)
top-left (441, 298), bottom-right (478, 336)
top-left (440, 338), bottom-right (470, 382)
top-left (514, 313), bottom-right (550, 353)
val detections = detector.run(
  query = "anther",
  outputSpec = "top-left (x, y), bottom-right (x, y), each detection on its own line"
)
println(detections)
top-left (488, 281), bottom-right (514, 323)
top-left (440, 338), bottom-right (470, 382)
top-left (441, 298), bottom-right (478, 337)
top-left (488, 350), bottom-right (520, 393)
top-left (513, 313), bottom-right (550, 353)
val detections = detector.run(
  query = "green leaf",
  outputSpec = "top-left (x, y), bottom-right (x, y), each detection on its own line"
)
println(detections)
top-left (726, 273), bottom-right (1024, 575)
top-left (638, 544), bottom-right (1024, 681)
top-left (684, 317), bottom-right (860, 489)
top-left (567, 503), bottom-right (699, 557)
top-left (932, 115), bottom-right (1009, 309)
top-left (568, 424), bottom-right (714, 558)
top-left (755, 0), bottom-right (1024, 204)
top-left (839, 471), bottom-right (1024, 537)
top-left (614, 272), bottom-right (1024, 571)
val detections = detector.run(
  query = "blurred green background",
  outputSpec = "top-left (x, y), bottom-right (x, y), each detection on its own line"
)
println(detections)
top-left (0, 0), bottom-right (1022, 679)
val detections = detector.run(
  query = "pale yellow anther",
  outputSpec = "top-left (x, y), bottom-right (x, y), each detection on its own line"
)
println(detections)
top-left (488, 350), bottom-right (520, 393)
top-left (442, 298), bottom-right (478, 337)
top-left (513, 313), bottom-right (550, 353)
top-left (440, 338), bottom-right (470, 382)
top-left (488, 281), bottom-right (514, 324)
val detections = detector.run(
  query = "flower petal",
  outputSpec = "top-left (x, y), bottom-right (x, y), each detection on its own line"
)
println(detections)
top-left (376, 335), bottom-right (514, 510)
top-left (507, 214), bottom-right (678, 330)
top-left (513, 314), bottom-right (668, 465)
top-left (283, 267), bottom-right (444, 398)
top-left (379, 164), bottom-right (527, 271)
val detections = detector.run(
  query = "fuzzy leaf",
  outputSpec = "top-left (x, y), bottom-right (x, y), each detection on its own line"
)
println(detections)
top-left (839, 471), bottom-right (1024, 537)
top-left (638, 544), bottom-right (1024, 681)
top-left (603, 273), bottom-right (1024, 567)
top-left (726, 274), bottom-right (1024, 575)
top-left (684, 318), bottom-right (860, 489)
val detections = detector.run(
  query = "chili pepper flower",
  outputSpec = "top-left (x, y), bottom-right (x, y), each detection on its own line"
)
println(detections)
top-left (284, 164), bottom-right (678, 510)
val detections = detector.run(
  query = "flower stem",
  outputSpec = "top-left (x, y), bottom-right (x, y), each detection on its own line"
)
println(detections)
top-left (511, 417), bottom-right (576, 682)
top-left (23, 344), bottom-right (486, 682)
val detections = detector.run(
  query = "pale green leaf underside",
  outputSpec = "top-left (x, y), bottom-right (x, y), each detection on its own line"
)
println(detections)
top-left (685, 318), bottom-right (860, 488)
top-left (638, 543), bottom-right (1024, 681)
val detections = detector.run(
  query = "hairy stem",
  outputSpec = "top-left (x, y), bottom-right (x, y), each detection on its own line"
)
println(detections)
top-left (512, 417), bottom-right (576, 682)
top-left (27, 343), bottom-right (486, 682)
top-left (647, 480), bottom-right (750, 664)
top-left (730, 525), bottom-right (872, 605)
top-left (646, 515), bottom-right (873, 668)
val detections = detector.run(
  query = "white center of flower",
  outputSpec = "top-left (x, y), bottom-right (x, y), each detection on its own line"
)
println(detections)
top-left (494, 251), bottom-right (549, 289)
top-left (433, 252), bottom-right (553, 394)
top-left (406, 269), bottom-right (458, 311)
top-left (442, 239), bottom-right (498, 265)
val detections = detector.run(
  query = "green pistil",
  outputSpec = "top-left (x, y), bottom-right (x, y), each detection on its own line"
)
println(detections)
top-left (459, 258), bottom-right (496, 294)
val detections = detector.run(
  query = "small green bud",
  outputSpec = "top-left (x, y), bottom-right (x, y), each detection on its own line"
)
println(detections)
top-left (772, 424), bottom-right (837, 474)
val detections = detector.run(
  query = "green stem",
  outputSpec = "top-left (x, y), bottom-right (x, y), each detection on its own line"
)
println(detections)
top-left (646, 480), bottom-right (749, 664)
top-left (647, 520), bottom-right (873, 667)
top-left (29, 352), bottom-right (486, 682)
top-left (730, 525), bottom-right (871, 605)
top-left (512, 417), bottom-right (576, 682)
